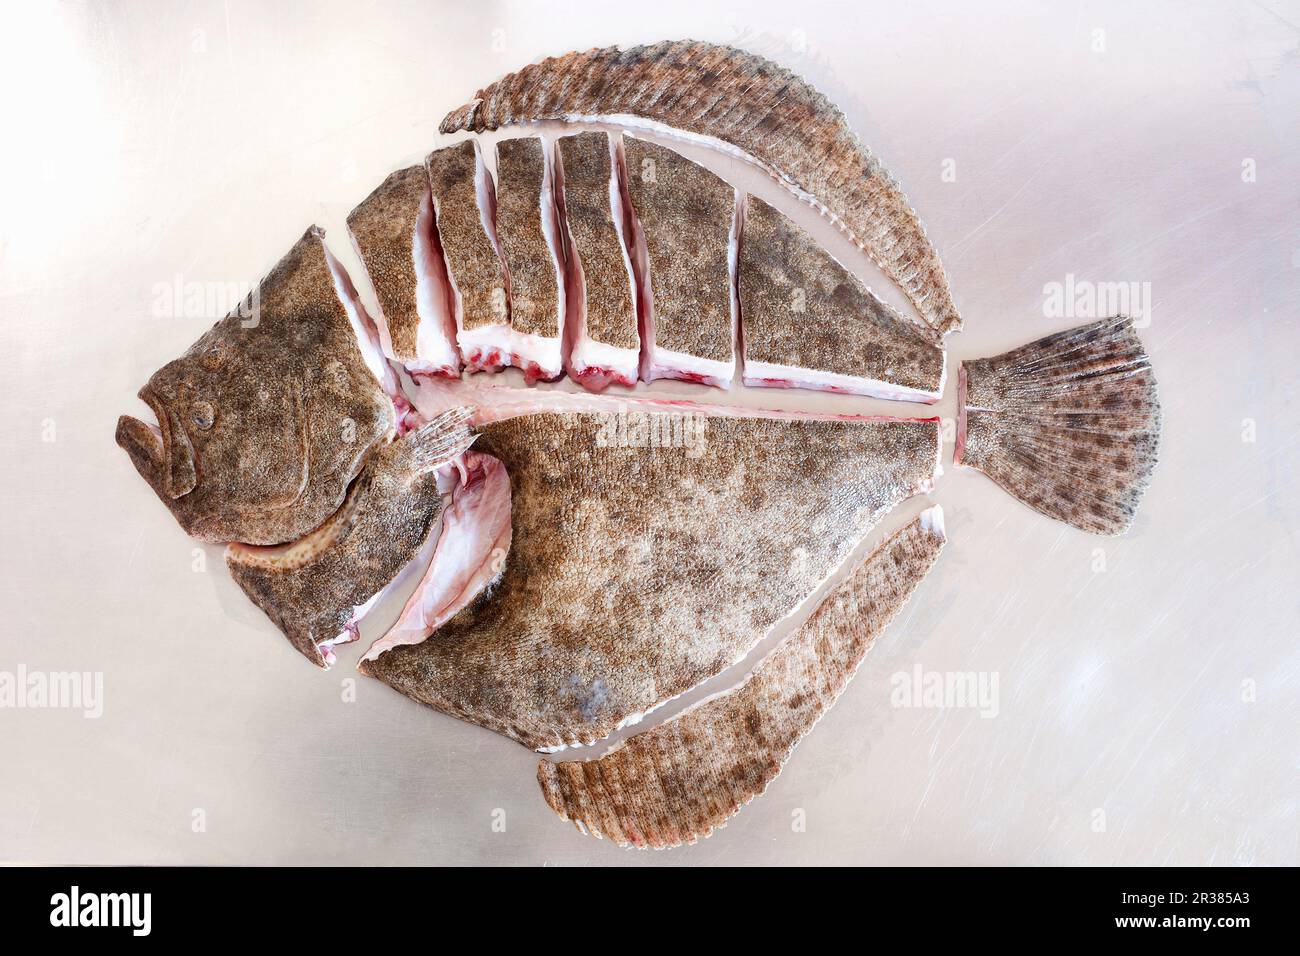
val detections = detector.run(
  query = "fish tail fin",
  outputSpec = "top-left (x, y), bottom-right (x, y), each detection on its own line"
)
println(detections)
top-left (398, 406), bottom-right (477, 472)
top-left (955, 317), bottom-right (1160, 535)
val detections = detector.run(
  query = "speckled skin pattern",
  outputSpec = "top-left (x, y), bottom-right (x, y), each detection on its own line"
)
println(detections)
top-left (494, 137), bottom-right (561, 339)
top-left (426, 141), bottom-right (507, 330)
top-left (440, 39), bottom-right (961, 335)
top-left (740, 195), bottom-right (943, 392)
top-left (360, 411), bottom-right (939, 751)
top-left (623, 136), bottom-right (733, 364)
top-left (113, 40), bottom-right (1171, 853)
top-left (959, 317), bottom-right (1161, 535)
top-left (556, 132), bottom-right (638, 350)
top-left (227, 415), bottom-right (472, 666)
top-left (346, 165), bottom-right (429, 363)
top-left (538, 511), bottom-right (945, 848)
top-left (115, 229), bottom-right (393, 545)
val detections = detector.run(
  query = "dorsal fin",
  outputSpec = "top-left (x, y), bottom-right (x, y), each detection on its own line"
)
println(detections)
top-left (440, 39), bottom-right (961, 335)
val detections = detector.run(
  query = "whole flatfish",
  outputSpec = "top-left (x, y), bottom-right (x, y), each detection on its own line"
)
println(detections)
top-left (117, 39), bottom-right (1161, 849)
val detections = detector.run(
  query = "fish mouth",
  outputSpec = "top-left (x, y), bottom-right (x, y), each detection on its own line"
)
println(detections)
top-left (116, 389), bottom-right (197, 500)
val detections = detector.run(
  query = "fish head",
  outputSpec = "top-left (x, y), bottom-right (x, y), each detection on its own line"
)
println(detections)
top-left (117, 230), bottom-right (396, 544)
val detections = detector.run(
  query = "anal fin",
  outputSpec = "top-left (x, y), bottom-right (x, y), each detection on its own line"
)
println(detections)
top-left (536, 507), bottom-right (946, 849)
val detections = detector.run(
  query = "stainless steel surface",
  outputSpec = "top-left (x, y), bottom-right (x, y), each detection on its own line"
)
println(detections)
top-left (1, 0), bottom-right (1296, 865)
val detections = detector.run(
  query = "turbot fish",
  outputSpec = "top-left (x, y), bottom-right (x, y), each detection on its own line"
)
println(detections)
top-left (118, 39), bottom-right (1161, 849)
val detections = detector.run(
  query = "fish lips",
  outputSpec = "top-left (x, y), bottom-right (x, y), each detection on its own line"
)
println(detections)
top-left (117, 388), bottom-right (198, 502)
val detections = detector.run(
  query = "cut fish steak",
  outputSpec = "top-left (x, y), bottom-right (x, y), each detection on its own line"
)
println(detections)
top-left (225, 410), bottom-right (475, 667)
top-left (350, 126), bottom-right (943, 399)
top-left (739, 194), bottom-right (945, 401)
top-left (623, 135), bottom-right (737, 388)
top-left (359, 411), bottom-right (941, 752)
top-left (491, 135), bottom-right (566, 382)
top-left (346, 165), bottom-right (461, 379)
top-left (538, 506), bottom-right (946, 848)
top-left (554, 131), bottom-right (640, 389)
top-left (426, 140), bottom-right (511, 373)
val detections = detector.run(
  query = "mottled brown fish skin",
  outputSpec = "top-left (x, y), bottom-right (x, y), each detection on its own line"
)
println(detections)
top-left (740, 194), bottom-right (944, 393)
top-left (494, 137), bottom-right (561, 340)
top-left (426, 141), bottom-right (508, 331)
top-left (226, 416), bottom-right (471, 665)
top-left (346, 165), bottom-right (429, 363)
top-left (537, 509), bottom-right (945, 848)
top-left (116, 229), bottom-right (393, 545)
top-left (226, 412), bottom-right (473, 666)
top-left (556, 132), bottom-right (638, 350)
top-left (958, 317), bottom-right (1161, 535)
top-left (623, 136), bottom-right (733, 365)
top-left (440, 40), bottom-right (961, 335)
top-left (360, 412), bottom-right (939, 751)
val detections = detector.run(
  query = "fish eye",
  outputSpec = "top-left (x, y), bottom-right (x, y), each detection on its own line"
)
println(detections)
top-left (200, 344), bottom-right (226, 370)
top-left (190, 401), bottom-right (215, 431)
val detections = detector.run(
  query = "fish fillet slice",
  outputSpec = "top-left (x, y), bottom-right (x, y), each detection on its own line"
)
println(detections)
top-left (426, 141), bottom-right (511, 373)
top-left (739, 194), bottom-right (944, 402)
top-left (622, 136), bottom-right (735, 387)
top-left (225, 409), bottom-right (475, 667)
top-left (345, 166), bottom-right (461, 379)
top-left (555, 131), bottom-right (640, 389)
top-left (359, 412), bottom-right (940, 752)
top-left (492, 136), bottom-right (566, 382)
top-left (537, 507), bottom-right (946, 848)
top-left (439, 40), bottom-right (961, 335)
top-left (956, 317), bottom-right (1161, 535)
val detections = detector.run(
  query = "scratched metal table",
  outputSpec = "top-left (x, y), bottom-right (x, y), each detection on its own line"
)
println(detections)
top-left (1, 0), bottom-right (1296, 865)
